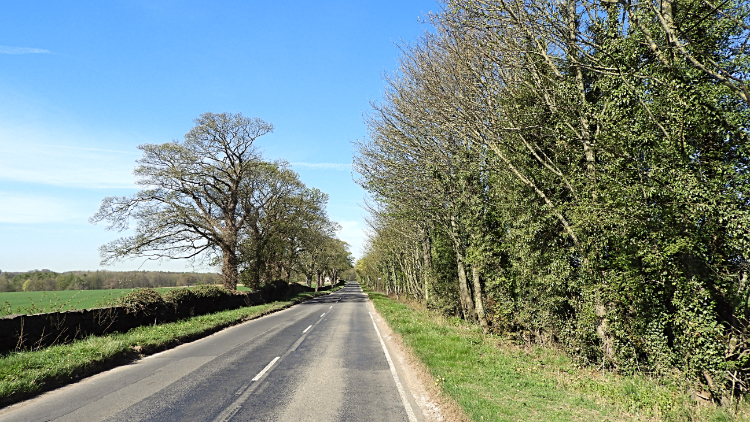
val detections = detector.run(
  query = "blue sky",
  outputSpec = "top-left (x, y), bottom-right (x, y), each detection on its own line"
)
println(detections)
top-left (0, 0), bottom-right (438, 273)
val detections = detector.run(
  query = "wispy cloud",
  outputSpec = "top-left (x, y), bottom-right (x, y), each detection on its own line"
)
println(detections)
top-left (291, 162), bottom-right (351, 171)
top-left (0, 46), bottom-right (51, 54)
top-left (40, 144), bottom-right (138, 155)
top-left (0, 192), bottom-right (86, 223)
top-left (0, 141), bottom-right (137, 189)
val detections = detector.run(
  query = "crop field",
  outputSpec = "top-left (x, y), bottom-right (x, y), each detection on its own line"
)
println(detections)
top-left (0, 288), bottom-right (175, 316)
top-left (0, 284), bottom-right (292, 316)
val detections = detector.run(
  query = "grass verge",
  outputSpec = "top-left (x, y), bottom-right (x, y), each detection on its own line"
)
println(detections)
top-left (366, 291), bottom-right (750, 422)
top-left (0, 287), bottom-right (342, 408)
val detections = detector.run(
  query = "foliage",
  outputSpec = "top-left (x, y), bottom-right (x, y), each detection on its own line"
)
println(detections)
top-left (190, 284), bottom-right (229, 300)
top-left (162, 287), bottom-right (195, 311)
top-left (90, 112), bottom-right (347, 292)
top-left (116, 288), bottom-right (165, 316)
top-left (90, 112), bottom-right (276, 290)
top-left (354, 0), bottom-right (750, 402)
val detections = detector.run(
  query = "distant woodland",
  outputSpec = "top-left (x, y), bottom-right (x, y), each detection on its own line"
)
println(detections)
top-left (0, 270), bottom-right (221, 292)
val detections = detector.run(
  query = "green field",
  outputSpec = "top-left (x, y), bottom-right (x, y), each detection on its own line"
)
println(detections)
top-left (0, 284), bottom-right (315, 316)
top-left (0, 288), bottom-right (176, 316)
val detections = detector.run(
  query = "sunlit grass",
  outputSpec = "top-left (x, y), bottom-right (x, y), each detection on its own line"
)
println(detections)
top-left (367, 292), bottom-right (750, 422)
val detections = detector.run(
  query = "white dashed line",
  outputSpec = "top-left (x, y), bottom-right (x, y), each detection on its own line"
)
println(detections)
top-left (252, 357), bottom-right (280, 381)
top-left (303, 325), bottom-right (312, 333)
top-left (320, 313), bottom-right (325, 318)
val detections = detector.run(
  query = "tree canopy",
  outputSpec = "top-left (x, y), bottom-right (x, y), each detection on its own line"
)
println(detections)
top-left (354, 0), bottom-right (750, 401)
top-left (91, 112), bottom-right (350, 291)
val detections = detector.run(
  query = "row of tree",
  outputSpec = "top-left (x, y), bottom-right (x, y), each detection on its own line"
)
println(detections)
top-left (354, 0), bottom-right (749, 401)
top-left (91, 112), bottom-right (352, 292)
top-left (0, 270), bottom-right (221, 292)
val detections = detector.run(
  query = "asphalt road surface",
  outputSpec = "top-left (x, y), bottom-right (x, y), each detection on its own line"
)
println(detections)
top-left (0, 282), bottom-right (421, 422)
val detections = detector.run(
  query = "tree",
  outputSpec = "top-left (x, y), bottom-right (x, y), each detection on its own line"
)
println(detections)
top-left (237, 171), bottom-right (331, 289)
top-left (90, 112), bottom-right (274, 290)
top-left (355, 0), bottom-right (750, 398)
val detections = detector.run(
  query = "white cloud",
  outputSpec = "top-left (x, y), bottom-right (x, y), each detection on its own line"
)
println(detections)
top-left (0, 46), bottom-right (51, 54)
top-left (0, 192), bottom-right (86, 223)
top-left (291, 162), bottom-right (351, 171)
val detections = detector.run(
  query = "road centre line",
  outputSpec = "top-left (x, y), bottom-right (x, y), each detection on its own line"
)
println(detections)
top-left (252, 357), bottom-right (280, 381)
top-left (212, 308), bottom-right (329, 422)
top-left (303, 325), bottom-right (312, 333)
top-left (369, 312), bottom-right (418, 422)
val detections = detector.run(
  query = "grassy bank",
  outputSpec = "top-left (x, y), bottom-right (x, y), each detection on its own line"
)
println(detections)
top-left (367, 292), bottom-right (750, 422)
top-left (0, 287), bottom-right (341, 407)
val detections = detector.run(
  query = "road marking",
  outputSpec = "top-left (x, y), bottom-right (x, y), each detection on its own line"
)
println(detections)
top-left (329, 305), bottom-right (333, 309)
top-left (235, 383), bottom-right (249, 395)
top-left (369, 312), bottom-right (418, 422)
top-left (303, 325), bottom-right (312, 333)
top-left (320, 313), bottom-right (325, 317)
top-left (213, 308), bottom-right (329, 422)
top-left (252, 357), bottom-right (280, 381)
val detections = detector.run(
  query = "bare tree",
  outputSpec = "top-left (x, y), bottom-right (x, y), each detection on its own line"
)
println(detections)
top-left (90, 112), bottom-right (273, 290)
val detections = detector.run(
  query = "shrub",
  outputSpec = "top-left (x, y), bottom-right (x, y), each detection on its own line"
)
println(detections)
top-left (259, 279), bottom-right (289, 301)
top-left (163, 287), bottom-right (195, 307)
top-left (191, 285), bottom-right (229, 299)
top-left (117, 288), bottom-right (164, 316)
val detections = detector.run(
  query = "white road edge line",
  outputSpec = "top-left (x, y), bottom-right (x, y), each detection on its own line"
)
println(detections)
top-left (368, 312), bottom-right (418, 422)
top-left (251, 357), bottom-right (280, 381)
top-left (303, 325), bottom-right (312, 333)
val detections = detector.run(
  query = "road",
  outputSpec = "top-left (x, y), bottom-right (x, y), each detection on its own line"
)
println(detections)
top-left (0, 282), bottom-right (421, 422)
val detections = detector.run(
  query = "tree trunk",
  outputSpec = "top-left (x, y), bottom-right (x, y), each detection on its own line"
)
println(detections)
top-left (451, 216), bottom-right (476, 321)
top-left (391, 264), bottom-right (399, 299)
top-left (471, 265), bottom-right (489, 333)
top-left (422, 231), bottom-right (432, 303)
top-left (455, 247), bottom-right (477, 322)
top-left (221, 247), bottom-right (239, 291)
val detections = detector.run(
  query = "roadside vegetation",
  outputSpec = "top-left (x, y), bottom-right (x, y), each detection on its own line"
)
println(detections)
top-left (369, 292), bottom-right (750, 421)
top-left (0, 286), bottom-right (342, 407)
top-left (354, 0), bottom-right (750, 409)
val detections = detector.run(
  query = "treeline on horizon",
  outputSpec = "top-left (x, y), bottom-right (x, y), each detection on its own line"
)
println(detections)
top-left (354, 0), bottom-right (750, 403)
top-left (0, 270), bottom-right (221, 293)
